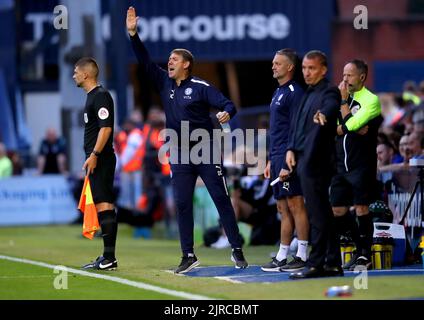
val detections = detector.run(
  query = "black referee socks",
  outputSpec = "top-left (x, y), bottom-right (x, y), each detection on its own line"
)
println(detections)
top-left (98, 209), bottom-right (118, 260)
top-left (357, 213), bottom-right (373, 258)
top-left (335, 212), bottom-right (359, 244)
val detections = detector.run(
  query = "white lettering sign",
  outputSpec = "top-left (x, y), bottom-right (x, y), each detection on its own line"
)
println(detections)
top-left (137, 14), bottom-right (290, 42)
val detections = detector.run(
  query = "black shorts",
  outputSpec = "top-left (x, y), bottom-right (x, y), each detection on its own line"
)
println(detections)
top-left (270, 155), bottom-right (302, 200)
top-left (88, 153), bottom-right (116, 204)
top-left (330, 167), bottom-right (374, 207)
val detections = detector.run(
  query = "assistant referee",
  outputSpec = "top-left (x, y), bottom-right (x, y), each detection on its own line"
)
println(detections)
top-left (73, 57), bottom-right (119, 271)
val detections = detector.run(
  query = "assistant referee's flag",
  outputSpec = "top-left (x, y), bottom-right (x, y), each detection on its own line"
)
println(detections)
top-left (78, 176), bottom-right (100, 239)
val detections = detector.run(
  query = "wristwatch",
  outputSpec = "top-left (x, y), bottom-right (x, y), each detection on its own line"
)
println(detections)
top-left (341, 99), bottom-right (348, 105)
top-left (92, 150), bottom-right (101, 157)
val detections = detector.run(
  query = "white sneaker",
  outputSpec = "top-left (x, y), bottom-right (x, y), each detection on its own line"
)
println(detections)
top-left (211, 235), bottom-right (231, 249)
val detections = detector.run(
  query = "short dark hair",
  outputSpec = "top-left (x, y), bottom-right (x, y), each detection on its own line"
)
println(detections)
top-left (378, 140), bottom-right (395, 151)
top-left (276, 48), bottom-right (298, 67)
top-left (276, 48), bottom-right (306, 89)
top-left (304, 50), bottom-right (327, 67)
top-left (171, 48), bottom-right (194, 74)
top-left (75, 57), bottom-right (99, 78)
top-left (347, 59), bottom-right (368, 81)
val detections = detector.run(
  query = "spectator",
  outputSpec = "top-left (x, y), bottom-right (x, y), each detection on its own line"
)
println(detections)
top-left (115, 118), bottom-right (144, 213)
top-left (418, 80), bottom-right (424, 100)
top-left (408, 131), bottom-right (423, 157)
top-left (231, 174), bottom-right (280, 246)
top-left (402, 80), bottom-right (421, 106)
top-left (8, 150), bottom-right (23, 175)
top-left (140, 106), bottom-right (176, 239)
top-left (377, 141), bottom-right (395, 167)
top-left (204, 171), bottom-right (279, 249)
top-left (37, 128), bottom-right (67, 174)
top-left (399, 135), bottom-right (413, 164)
top-left (379, 93), bottom-right (404, 128)
top-left (378, 135), bottom-right (412, 174)
top-left (0, 143), bottom-right (12, 178)
top-left (413, 119), bottom-right (424, 136)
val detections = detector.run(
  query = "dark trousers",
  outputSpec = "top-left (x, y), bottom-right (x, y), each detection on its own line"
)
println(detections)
top-left (171, 163), bottom-right (242, 255)
top-left (298, 156), bottom-right (341, 268)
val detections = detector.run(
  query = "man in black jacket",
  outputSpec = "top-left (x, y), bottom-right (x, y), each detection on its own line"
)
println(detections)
top-left (283, 50), bottom-right (342, 278)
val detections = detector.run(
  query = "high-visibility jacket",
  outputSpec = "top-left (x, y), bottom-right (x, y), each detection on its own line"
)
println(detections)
top-left (114, 130), bottom-right (128, 156)
top-left (121, 127), bottom-right (144, 172)
top-left (143, 125), bottom-right (170, 177)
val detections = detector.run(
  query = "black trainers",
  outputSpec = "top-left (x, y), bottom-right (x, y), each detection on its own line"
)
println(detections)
top-left (343, 252), bottom-right (360, 270)
top-left (348, 256), bottom-right (372, 271)
top-left (279, 256), bottom-right (306, 272)
top-left (174, 254), bottom-right (200, 274)
top-left (82, 256), bottom-right (118, 271)
top-left (261, 257), bottom-right (287, 272)
top-left (231, 248), bottom-right (248, 269)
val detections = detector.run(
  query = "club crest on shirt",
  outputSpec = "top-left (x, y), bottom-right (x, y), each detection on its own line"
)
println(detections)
top-left (98, 107), bottom-right (109, 120)
top-left (184, 87), bottom-right (192, 99)
top-left (84, 113), bottom-right (88, 123)
top-left (351, 104), bottom-right (360, 115)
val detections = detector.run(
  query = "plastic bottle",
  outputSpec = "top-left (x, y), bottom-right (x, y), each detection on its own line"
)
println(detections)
top-left (216, 112), bottom-right (231, 133)
top-left (325, 285), bottom-right (353, 297)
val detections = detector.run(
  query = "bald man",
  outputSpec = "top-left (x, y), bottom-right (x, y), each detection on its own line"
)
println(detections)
top-left (73, 57), bottom-right (118, 271)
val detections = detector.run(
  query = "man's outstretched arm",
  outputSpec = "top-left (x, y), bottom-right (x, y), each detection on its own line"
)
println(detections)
top-left (126, 6), bottom-right (167, 90)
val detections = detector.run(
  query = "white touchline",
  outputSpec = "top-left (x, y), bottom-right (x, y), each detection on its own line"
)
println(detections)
top-left (0, 255), bottom-right (215, 300)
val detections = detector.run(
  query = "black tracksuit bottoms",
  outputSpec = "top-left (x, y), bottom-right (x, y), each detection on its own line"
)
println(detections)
top-left (171, 163), bottom-right (243, 255)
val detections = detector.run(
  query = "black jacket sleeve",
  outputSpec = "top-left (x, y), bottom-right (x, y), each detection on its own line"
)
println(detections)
top-left (320, 86), bottom-right (341, 126)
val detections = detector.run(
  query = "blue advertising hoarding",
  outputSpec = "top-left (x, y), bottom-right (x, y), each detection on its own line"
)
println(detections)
top-left (127, 0), bottom-right (335, 61)
top-left (19, 0), bottom-right (335, 63)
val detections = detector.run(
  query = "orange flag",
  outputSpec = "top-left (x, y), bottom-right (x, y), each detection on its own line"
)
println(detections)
top-left (78, 176), bottom-right (100, 239)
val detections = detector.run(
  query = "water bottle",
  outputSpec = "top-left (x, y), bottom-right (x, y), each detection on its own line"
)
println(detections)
top-left (325, 285), bottom-right (352, 297)
top-left (216, 112), bottom-right (231, 133)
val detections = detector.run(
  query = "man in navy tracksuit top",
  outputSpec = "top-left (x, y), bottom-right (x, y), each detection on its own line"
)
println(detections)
top-left (127, 6), bottom-right (247, 273)
top-left (261, 49), bottom-right (309, 273)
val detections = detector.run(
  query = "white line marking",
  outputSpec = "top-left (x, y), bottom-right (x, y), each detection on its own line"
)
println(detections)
top-left (214, 276), bottom-right (243, 284)
top-left (0, 275), bottom-right (53, 279)
top-left (0, 255), bottom-right (215, 300)
top-left (345, 269), bottom-right (424, 274)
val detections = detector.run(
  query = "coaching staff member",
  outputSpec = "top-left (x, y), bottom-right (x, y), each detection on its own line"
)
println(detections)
top-left (261, 49), bottom-right (309, 272)
top-left (126, 6), bottom-right (247, 274)
top-left (73, 57), bottom-right (118, 271)
top-left (283, 51), bottom-right (342, 279)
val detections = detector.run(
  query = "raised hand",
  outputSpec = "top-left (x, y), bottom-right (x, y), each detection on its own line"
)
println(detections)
top-left (126, 6), bottom-right (138, 36)
top-left (338, 81), bottom-right (349, 100)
